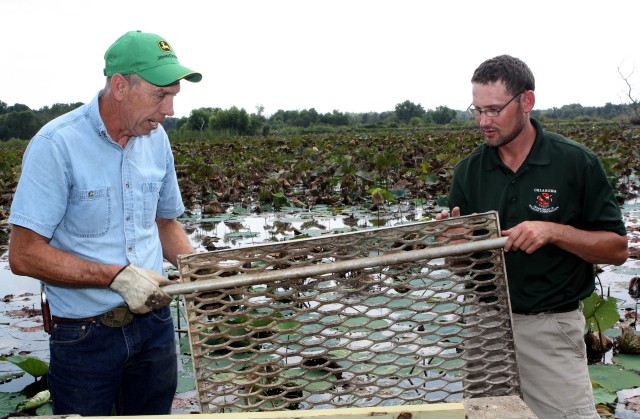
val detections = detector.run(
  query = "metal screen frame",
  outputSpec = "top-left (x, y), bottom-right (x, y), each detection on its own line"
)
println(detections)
top-left (175, 211), bottom-right (521, 413)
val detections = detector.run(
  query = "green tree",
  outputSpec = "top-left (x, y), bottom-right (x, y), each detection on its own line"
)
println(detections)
top-left (249, 113), bottom-right (267, 135)
top-left (428, 106), bottom-right (457, 125)
top-left (320, 110), bottom-right (350, 126)
top-left (37, 102), bottom-right (83, 125)
top-left (395, 100), bottom-right (425, 124)
top-left (211, 106), bottom-right (250, 134)
top-left (300, 108), bottom-right (320, 127)
top-left (409, 116), bottom-right (424, 128)
top-left (186, 108), bottom-right (215, 132)
top-left (0, 109), bottom-right (40, 140)
top-left (7, 103), bottom-right (30, 113)
top-left (268, 109), bottom-right (320, 128)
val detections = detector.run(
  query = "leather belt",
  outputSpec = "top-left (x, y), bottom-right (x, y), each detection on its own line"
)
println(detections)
top-left (512, 301), bottom-right (580, 316)
top-left (52, 306), bottom-right (135, 327)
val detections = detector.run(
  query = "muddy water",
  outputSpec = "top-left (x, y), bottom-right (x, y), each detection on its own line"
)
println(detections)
top-left (0, 208), bottom-right (390, 412)
top-left (0, 253), bottom-right (47, 393)
top-left (0, 201), bottom-right (638, 413)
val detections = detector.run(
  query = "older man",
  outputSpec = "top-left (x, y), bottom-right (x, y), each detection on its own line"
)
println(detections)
top-left (9, 30), bottom-right (201, 415)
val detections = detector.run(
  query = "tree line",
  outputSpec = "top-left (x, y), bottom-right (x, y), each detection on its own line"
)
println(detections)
top-left (0, 98), bottom-right (637, 142)
top-left (0, 101), bottom-right (83, 142)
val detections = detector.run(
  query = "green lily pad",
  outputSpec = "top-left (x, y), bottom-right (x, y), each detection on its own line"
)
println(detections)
top-left (0, 392), bottom-right (27, 417)
top-left (0, 371), bottom-right (25, 384)
top-left (16, 390), bottom-right (50, 413)
top-left (176, 370), bottom-right (196, 393)
top-left (373, 365), bottom-right (400, 375)
top-left (613, 354), bottom-right (640, 372)
top-left (368, 319), bottom-right (390, 329)
top-left (305, 380), bottom-right (333, 391)
top-left (200, 215), bottom-right (232, 222)
top-left (331, 227), bottom-right (354, 233)
top-left (35, 400), bottom-right (53, 416)
top-left (589, 364), bottom-right (640, 391)
top-left (0, 355), bottom-right (49, 378)
top-left (343, 317), bottom-right (368, 327)
top-left (591, 381), bottom-right (617, 405)
top-left (225, 231), bottom-right (260, 239)
top-left (179, 335), bottom-right (192, 355)
top-left (355, 170), bottom-right (375, 182)
top-left (301, 228), bottom-right (324, 237)
top-left (582, 293), bottom-right (619, 332)
top-left (276, 321), bottom-right (298, 331)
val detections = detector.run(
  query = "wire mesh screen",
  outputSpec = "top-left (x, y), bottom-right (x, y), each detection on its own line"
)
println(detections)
top-left (175, 211), bottom-right (520, 413)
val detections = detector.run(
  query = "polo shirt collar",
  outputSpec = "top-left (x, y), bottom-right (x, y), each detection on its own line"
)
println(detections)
top-left (482, 117), bottom-right (550, 170)
top-left (527, 118), bottom-right (550, 166)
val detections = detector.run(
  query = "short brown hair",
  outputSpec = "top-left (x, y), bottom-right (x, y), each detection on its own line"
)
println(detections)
top-left (471, 55), bottom-right (535, 95)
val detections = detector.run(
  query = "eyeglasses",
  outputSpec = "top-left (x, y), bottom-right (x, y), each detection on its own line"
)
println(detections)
top-left (467, 92), bottom-right (523, 118)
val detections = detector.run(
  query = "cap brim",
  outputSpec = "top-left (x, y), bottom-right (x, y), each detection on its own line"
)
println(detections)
top-left (137, 64), bottom-right (202, 86)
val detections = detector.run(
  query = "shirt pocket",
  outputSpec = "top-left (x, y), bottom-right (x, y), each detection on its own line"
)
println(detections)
top-left (64, 187), bottom-right (110, 237)
top-left (142, 182), bottom-right (163, 229)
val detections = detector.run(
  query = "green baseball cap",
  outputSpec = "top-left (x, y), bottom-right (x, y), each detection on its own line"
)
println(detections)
top-left (104, 30), bottom-right (202, 85)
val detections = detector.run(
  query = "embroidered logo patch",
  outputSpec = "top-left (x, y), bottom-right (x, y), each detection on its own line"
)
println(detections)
top-left (158, 40), bottom-right (172, 52)
top-left (529, 188), bottom-right (559, 214)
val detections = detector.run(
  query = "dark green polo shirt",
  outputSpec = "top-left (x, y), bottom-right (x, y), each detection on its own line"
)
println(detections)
top-left (449, 118), bottom-right (627, 313)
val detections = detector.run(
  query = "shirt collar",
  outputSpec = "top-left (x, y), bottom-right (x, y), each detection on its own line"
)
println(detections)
top-left (88, 89), bottom-right (111, 141)
top-left (527, 118), bottom-right (550, 165)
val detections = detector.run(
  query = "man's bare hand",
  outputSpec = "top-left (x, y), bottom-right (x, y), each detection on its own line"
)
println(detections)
top-left (434, 207), bottom-right (470, 245)
top-left (435, 207), bottom-right (461, 220)
top-left (501, 221), bottom-right (554, 254)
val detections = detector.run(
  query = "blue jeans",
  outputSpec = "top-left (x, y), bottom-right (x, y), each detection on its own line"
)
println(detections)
top-left (47, 306), bottom-right (177, 416)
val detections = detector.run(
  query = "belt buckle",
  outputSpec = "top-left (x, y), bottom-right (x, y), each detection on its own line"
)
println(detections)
top-left (99, 306), bottom-right (134, 327)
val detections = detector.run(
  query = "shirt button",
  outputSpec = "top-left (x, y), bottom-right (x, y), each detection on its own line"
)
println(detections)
top-left (124, 183), bottom-right (129, 189)
top-left (127, 247), bottom-right (132, 252)
top-left (126, 216), bottom-right (131, 221)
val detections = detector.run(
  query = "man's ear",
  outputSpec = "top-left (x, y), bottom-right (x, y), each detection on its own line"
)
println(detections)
top-left (522, 90), bottom-right (536, 113)
top-left (109, 73), bottom-right (128, 101)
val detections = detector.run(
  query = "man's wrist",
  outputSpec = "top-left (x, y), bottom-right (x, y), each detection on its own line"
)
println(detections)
top-left (109, 263), bottom-right (131, 286)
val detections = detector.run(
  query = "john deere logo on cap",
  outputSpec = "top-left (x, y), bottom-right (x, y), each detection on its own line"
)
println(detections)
top-left (158, 40), bottom-right (171, 52)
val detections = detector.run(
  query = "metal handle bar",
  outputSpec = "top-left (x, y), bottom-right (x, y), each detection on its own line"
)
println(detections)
top-left (162, 236), bottom-right (508, 295)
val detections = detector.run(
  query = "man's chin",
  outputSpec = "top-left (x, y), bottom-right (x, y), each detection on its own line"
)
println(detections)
top-left (135, 125), bottom-right (158, 137)
top-left (483, 134), bottom-right (500, 147)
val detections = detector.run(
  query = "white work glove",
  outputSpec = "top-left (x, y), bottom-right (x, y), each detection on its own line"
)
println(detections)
top-left (109, 264), bottom-right (173, 314)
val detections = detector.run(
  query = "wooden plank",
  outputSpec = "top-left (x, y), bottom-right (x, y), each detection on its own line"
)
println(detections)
top-left (464, 396), bottom-right (537, 419)
top-left (100, 403), bottom-right (465, 419)
top-left (31, 397), bottom-right (538, 419)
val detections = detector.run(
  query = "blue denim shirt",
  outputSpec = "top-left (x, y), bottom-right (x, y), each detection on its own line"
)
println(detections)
top-left (9, 91), bottom-right (185, 317)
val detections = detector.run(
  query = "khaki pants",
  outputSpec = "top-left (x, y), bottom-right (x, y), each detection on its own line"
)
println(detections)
top-left (512, 310), bottom-right (599, 419)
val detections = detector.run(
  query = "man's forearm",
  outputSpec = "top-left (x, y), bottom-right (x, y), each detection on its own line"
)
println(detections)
top-left (156, 217), bottom-right (194, 267)
top-left (9, 225), bottom-right (121, 287)
top-left (552, 224), bottom-right (628, 266)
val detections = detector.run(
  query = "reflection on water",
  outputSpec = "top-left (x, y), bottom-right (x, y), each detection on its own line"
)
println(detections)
top-left (183, 205), bottom-right (429, 252)
top-left (2, 195), bottom-right (637, 298)
top-left (0, 209), bottom-right (380, 297)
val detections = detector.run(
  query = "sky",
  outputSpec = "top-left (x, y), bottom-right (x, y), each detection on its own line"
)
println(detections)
top-left (2, 0), bottom-right (639, 118)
